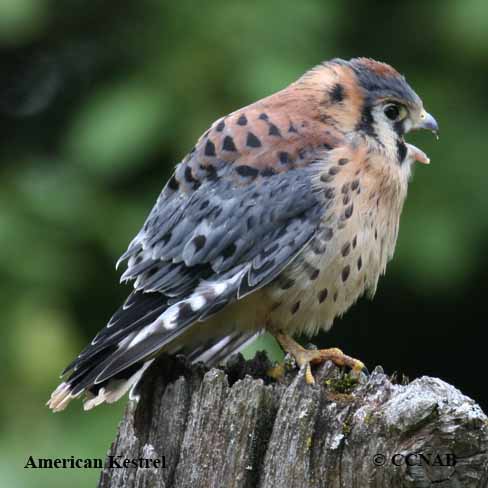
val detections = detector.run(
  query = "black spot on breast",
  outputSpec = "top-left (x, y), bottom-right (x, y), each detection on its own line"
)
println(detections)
top-left (222, 135), bottom-right (237, 152)
top-left (397, 139), bottom-right (407, 163)
top-left (343, 194), bottom-right (350, 205)
top-left (236, 165), bottom-right (258, 178)
top-left (168, 175), bottom-right (179, 190)
top-left (374, 229), bottom-right (378, 240)
top-left (311, 238), bottom-right (326, 255)
top-left (309, 267), bottom-right (320, 280)
top-left (259, 113), bottom-right (269, 121)
top-left (357, 256), bottom-right (363, 270)
top-left (344, 204), bottom-right (354, 219)
top-left (318, 288), bottom-right (328, 303)
top-left (216, 120), bottom-right (225, 132)
top-left (279, 151), bottom-right (289, 164)
top-left (352, 235), bottom-right (357, 248)
top-left (351, 179), bottom-right (360, 191)
top-left (320, 174), bottom-right (333, 183)
top-left (342, 183), bottom-right (350, 194)
top-left (288, 123), bottom-right (298, 133)
top-left (324, 188), bottom-right (335, 199)
top-left (323, 227), bottom-right (334, 241)
top-left (338, 158), bottom-right (349, 166)
top-left (333, 291), bottom-right (338, 302)
top-left (342, 265), bottom-right (350, 282)
top-left (329, 166), bottom-right (340, 175)
top-left (281, 278), bottom-right (295, 290)
top-left (237, 114), bottom-right (247, 126)
top-left (193, 235), bottom-right (206, 251)
top-left (200, 200), bottom-right (209, 210)
top-left (330, 83), bottom-right (345, 103)
top-left (268, 123), bottom-right (281, 137)
top-left (341, 242), bottom-right (351, 257)
top-left (205, 140), bottom-right (216, 157)
top-left (291, 301), bottom-right (300, 314)
top-left (246, 132), bottom-right (262, 148)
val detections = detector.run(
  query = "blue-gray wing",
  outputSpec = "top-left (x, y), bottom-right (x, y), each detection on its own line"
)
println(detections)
top-left (59, 157), bottom-right (326, 402)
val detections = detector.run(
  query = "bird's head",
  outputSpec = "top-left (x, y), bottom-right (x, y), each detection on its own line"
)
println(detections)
top-left (303, 57), bottom-right (439, 167)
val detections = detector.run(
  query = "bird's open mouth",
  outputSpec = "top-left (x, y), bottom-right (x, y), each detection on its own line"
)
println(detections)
top-left (405, 141), bottom-right (430, 165)
top-left (404, 110), bottom-right (439, 164)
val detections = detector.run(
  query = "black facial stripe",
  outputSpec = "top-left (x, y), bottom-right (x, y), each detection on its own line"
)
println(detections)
top-left (329, 83), bottom-right (345, 103)
top-left (393, 119), bottom-right (405, 136)
top-left (396, 139), bottom-right (407, 163)
top-left (356, 103), bottom-right (378, 140)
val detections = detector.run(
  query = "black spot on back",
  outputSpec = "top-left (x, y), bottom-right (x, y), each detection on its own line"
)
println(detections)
top-left (216, 120), bottom-right (225, 132)
top-left (168, 175), bottom-right (179, 190)
top-left (268, 123), bottom-right (281, 137)
top-left (222, 243), bottom-right (236, 259)
top-left (279, 151), bottom-right (289, 164)
top-left (185, 166), bottom-right (195, 182)
top-left (205, 140), bottom-right (216, 157)
top-left (222, 135), bottom-right (237, 152)
top-left (178, 303), bottom-right (194, 321)
top-left (261, 167), bottom-right (276, 177)
top-left (246, 132), bottom-right (262, 148)
top-left (237, 114), bottom-right (247, 126)
top-left (236, 165), bottom-right (258, 178)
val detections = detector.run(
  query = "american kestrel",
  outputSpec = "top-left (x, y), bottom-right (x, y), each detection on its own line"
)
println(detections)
top-left (48, 57), bottom-right (438, 411)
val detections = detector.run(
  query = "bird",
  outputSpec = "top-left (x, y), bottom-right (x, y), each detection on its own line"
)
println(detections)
top-left (48, 57), bottom-right (438, 412)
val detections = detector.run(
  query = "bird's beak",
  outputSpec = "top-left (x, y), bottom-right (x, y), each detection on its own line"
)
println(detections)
top-left (416, 110), bottom-right (439, 137)
top-left (405, 110), bottom-right (439, 165)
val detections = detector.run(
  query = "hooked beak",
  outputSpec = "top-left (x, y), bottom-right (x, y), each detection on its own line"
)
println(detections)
top-left (416, 110), bottom-right (439, 137)
top-left (405, 110), bottom-right (439, 165)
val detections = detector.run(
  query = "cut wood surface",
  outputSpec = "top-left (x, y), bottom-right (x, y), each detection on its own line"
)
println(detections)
top-left (99, 353), bottom-right (488, 488)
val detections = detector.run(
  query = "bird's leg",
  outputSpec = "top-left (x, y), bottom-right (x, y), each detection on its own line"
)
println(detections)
top-left (273, 332), bottom-right (365, 384)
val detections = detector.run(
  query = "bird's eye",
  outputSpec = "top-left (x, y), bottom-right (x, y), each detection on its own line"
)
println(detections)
top-left (384, 103), bottom-right (407, 121)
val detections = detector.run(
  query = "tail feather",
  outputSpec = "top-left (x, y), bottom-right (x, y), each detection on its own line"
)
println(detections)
top-left (48, 271), bottom-right (253, 412)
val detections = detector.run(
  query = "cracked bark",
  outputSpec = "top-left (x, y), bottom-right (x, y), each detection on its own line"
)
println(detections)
top-left (98, 353), bottom-right (488, 488)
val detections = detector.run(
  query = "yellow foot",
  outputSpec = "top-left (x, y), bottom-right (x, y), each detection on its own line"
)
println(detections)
top-left (266, 363), bottom-right (285, 380)
top-left (274, 332), bottom-right (365, 385)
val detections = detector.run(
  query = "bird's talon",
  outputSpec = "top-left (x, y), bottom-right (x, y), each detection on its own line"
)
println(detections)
top-left (304, 363), bottom-right (315, 385)
top-left (267, 363), bottom-right (285, 380)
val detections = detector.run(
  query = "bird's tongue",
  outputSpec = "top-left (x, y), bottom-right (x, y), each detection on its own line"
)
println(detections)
top-left (406, 143), bottom-right (430, 164)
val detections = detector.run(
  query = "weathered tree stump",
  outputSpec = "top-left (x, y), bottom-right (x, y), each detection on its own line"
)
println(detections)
top-left (98, 353), bottom-right (488, 488)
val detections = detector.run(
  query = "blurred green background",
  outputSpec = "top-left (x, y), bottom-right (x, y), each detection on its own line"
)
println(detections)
top-left (1, 0), bottom-right (487, 486)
